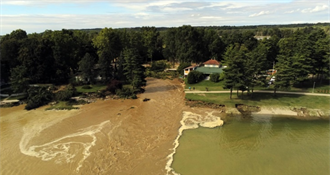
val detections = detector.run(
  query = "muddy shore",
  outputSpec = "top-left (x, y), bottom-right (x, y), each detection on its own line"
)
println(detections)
top-left (0, 78), bottom-right (189, 175)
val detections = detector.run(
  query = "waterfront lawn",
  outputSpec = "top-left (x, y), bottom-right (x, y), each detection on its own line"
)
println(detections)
top-left (185, 93), bottom-right (330, 110)
top-left (185, 80), bottom-right (226, 91)
top-left (185, 78), bottom-right (330, 94)
top-left (76, 84), bottom-right (107, 93)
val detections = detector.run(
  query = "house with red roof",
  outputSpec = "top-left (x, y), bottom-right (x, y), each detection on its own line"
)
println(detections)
top-left (183, 59), bottom-right (223, 79)
top-left (203, 59), bottom-right (221, 68)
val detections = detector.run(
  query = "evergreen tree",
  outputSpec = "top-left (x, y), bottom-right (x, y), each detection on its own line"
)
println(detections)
top-left (122, 48), bottom-right (146, 89)
top-left (223, 44), bottom-right (246, 99)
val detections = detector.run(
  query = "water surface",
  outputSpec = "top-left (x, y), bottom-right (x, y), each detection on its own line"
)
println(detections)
top-left (172, 115), bottom-right (330, 175)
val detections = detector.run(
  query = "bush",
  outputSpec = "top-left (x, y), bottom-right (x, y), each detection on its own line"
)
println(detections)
top-left (55, 90), bottom-right (74, 101)
top-left (210, 73), bottom-right (220, 82)
top-left (150, 60), bottom-right (169, 72)
top-left (107, 79), bottom-right (123, 94)
top-left (115, 87), bottom-right (135, 99)
top-left (25, 87), bottom-right (53, 110)
top-left (187, 71), bottom-right (204, 84)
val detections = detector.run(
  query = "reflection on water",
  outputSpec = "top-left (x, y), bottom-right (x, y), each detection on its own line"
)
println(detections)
top-left (172, 115), bottom-right (330, 175)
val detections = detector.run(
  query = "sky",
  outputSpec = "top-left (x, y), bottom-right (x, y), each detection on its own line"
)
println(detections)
top-left (1, 0), bottom-right (329, 34)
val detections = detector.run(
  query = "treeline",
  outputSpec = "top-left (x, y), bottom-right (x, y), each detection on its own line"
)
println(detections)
top-left (1, 25), bottom-right (329, 95)
top-left (223, 27), bottom-right (329, 98)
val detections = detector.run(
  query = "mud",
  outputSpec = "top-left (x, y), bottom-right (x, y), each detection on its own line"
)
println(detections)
top-left (0, 78), bottom-right (187, 175)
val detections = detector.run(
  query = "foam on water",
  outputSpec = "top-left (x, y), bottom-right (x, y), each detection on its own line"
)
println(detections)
top-left (19, 119), bottom-right (110, 172)
top-left (165, 111), bottom-right (224, 175)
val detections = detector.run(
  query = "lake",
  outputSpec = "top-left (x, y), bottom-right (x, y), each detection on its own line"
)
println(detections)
top-left (172, 115), bottom-right (330, 175)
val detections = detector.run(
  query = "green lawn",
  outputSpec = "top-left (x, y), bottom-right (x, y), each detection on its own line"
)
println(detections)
top-left (185, 79), bottom-right (330, 94)
top-left (185, 80), bottom-right (226, 91)
top-left (75, 84), bottom-right (107, 93)
top-left (186, 93), bottom-right (330, 110)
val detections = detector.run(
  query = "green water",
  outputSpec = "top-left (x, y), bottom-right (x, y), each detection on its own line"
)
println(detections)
top-left (172, 116), bottom-right (330, 175)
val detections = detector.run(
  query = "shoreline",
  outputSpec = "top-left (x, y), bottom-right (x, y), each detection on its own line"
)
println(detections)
top-left (165, 110), bottom-right (224, 175)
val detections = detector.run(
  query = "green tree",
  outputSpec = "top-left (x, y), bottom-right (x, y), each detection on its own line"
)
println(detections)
top-left (25, 86), bottom-right (53, 110)
top-left (210, 73), bottom-right (220, 82)
top-left (78, 53), bottom-right (96, 84)
top-left (187, 71), bottom-right (204, 84)
top-left (122, 48), bottom-right (146, 89)
top-left (141, 26), bottom-right (160, 63)
top-left (9, 65), bottom-right (29, 93)
top-left (93, 28), bottom-right (122, 82)
top-left (223, 44), bottom-right (247, 99)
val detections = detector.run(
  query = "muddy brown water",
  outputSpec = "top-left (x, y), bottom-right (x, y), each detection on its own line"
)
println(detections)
top-left (0, 78), bottom-right (187, 175)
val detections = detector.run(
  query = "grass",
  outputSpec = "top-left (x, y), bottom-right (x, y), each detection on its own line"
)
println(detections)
top-left (46, 101), bottom-right (79, 110)
top-left (186, 93), bottom-right (330, 110)
top-left (185, 80), bottom-right (226, 91)
top-left (184, 79), bottom-right (330, 94)
top-left (76, 84), bottom-right (107, 93)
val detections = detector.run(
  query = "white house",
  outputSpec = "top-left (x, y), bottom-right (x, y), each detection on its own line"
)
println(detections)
top-left (203, 59), bottom-right (221, 68)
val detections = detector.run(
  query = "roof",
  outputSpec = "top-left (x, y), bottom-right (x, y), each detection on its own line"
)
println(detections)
top-left (195, 67), bottom-right (223, 74)
top-left (203, 59), bottom-right (220, 65)
top-left (184, 65), bottom-right (198, 69)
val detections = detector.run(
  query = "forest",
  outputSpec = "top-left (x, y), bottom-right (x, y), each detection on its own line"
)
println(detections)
top-left (0, 24), bottom-right (329, 106)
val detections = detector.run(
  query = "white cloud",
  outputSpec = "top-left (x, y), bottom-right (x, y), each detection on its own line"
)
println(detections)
top-left (249, 11), bottom-right (270, 17)
top-left (301, 5), bottom-right (328, 13)
top-left (1, 0), bottom-right (329, 34)
top-left (311, 5), bottom-right (328, 12)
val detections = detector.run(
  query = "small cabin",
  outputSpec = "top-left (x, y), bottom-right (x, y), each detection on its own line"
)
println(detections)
top-left (184, 65), bottom-right (198, 77)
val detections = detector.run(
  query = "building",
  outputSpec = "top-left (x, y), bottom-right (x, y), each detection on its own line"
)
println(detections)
top-left (184, 59), bottom-right (224, 80)
top-left (184, 65), bottom-right (198, 77)
top-left (202, 59), bottom-right (221, 67)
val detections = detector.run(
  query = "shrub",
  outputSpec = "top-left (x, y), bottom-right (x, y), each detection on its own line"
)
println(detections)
top-left (150, 60), bottom-right (169, 72)
top-left (55, 90), bottom-right (74, 101)
top-left (25, 87), bottom-right (53, 110)
top-left (210, 73), bottom-right (220, 82)
top-left (115, 87), bottom-right (134, 99)
top-left (107, 79), bottom-right (123, 94)
top-left (187, 71), bottom-right (204, 84)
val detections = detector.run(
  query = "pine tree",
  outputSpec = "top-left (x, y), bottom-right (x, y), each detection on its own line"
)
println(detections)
top-left (122, 48), bottom-right (146, 90)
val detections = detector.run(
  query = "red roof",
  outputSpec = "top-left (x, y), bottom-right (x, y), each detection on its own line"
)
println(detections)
top-left (203, 59), bottom-right (220, 65)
